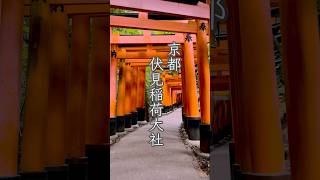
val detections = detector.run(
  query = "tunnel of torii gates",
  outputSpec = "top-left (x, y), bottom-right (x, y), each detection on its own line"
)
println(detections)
top-left (0, 0), bottom-right (320, 180)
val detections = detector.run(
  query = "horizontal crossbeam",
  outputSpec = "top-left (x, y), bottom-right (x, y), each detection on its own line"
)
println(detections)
top-left (24, 0), bottom-right (107, 5)
top-left (24, 4), bottom-right (109, 15)
top-left (111, 33), bottom-right (199, 44)
top-left (111, 16), bottom-right (199, 33)
top-left (110, 0), bottom-right (209, 19)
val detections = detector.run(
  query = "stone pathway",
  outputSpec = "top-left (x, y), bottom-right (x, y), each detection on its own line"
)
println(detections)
top-left (110, 108), bottom-right (209, 180)
top-left (211, 144), bottom-right (231, 180)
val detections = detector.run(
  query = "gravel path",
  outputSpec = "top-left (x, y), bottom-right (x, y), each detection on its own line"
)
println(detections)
top-left (110, 108), bottom-right (209, 180)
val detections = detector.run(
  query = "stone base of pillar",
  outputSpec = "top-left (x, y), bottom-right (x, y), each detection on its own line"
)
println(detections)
top-left (186, 117), bottom-right (201, 140)
top-left (65, 157), bottom-right (88, 180)
top-left (131, 111), bottom-right (138, 125)
top-left (0, 176), bottom-right (20, 180)
top-left (116, 116), bottom-right (125, 132)
top-left (124, 114), bottom-right (132, 129)
top-left (110, 117), bottom-right (117, 136)
top-left (45, 165), bottom-right (68, 180)
top-left (200, 124), bottom-right (211, 153)
top-left (85, 144), bottom-right (109, 180)
top-left (236, 172), bottom-right (291, 180)
top-left (20, 171), bottom-right (47, 180)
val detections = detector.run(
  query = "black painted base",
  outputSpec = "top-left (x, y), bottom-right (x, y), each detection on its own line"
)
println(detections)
top-left (116, 116), bottom-right (125, 132)
top-left (229, 159), bottom-right (291, 180)
top-left (239, 172), bottom-right (291, 180)
top-left (162, 106), bottom-right (169, 113)
top-left (85, 144), bottom-right (109, 180)
top-left (110, 117), bottom-right (117, 136)
top-left (131, 111), bottom-right (138, 125)
top-left (137, 108), bottom-right (145, 122)
top-left (0, 175), bottom-right (20, 180)
top-left (182, 114), bottom-right (187, 130)
top-left (186, 117), bottom-right (200, 140)
top-left (213, 126), bottom-right (232, 145)
top-left (46, 165), bottom-right (68, 180)
top-left (124, 114), bottom-right (132, 129)
top-left (65, 157), bottom-right (88, 180)
top-left (200, 124), bottom-right (211, 153)
top-left (232, 164), bottom-right (242, 180)
top-left (20, 171), bottom-right (47, 180)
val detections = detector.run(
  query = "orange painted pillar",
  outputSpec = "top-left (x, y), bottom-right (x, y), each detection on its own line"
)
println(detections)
top-left (21, 1), bottom-right (51, 178)
top-left (131, 66), bottom-right (138, 125)
top-left (116, 60), bottom-right (126, 132)
top-left (85, 16), bottom-right (108, 145)
top-left (65, 15), bottom-right (90, 179)
top-left (183, 33), bottom-right (200, 140)
top-left (172, 90), bottom-right (177, 105)
top-left (85, 17), bottom-right (109, 180)
top-left (110, 45), bottom-right (117, 136)
top-left (0, 0), bottom-right (23, 178)
top-left (124, 63), bottom-right (133, 128)
top-left (196, 20), bottom-right (211, 153)
top-left (44, 7), bottom-right (69, 178)
top-left (181, 59), bottom-right (188, 126)
top-left (280, 0), bottom-right (320, 179)
top-left (171, 88), bottom-right (175, 106)
top-left (137, 66), bottom-right (146, 122)
top-left (237, 0), bottom-right (286, 177)
top-left (226, 0), bottom-right (244, 167)
top-left (162, 78), bottom-right (171, 112)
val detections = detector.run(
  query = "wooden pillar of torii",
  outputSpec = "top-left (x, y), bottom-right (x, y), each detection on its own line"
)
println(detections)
top-left (20, 1), bottom-right (51, 179)
top-left (183, 33), bottom-right (201, 140)
top-left (226, 0), bottom-right (245, 173)
top-left (131, 66), bottom-right (139, 126)
top-left (280, 0), bottom-right (320, 179)
top-left (45, 5), bottom-right (69, 179)
top-left (116, 60), bottom-right (126, 133)
top-left (85, 16), bottom-right (109, 146)
top-left (0, 0), bottom-right (23, 179)
top-left (85, 16), bottom-right (109, 180)
top-left (181, 57), bottom-right (188, 129)
top-left (196, 20), bottom-right (211, 153)
top-left (1, 1), bottom-right (110, 180)
top-left (137, 66), bottom-right (146, 122)
top-left (162, 76), bottom-right (172, 113)
top-left (226, 0), bottom-right (288, 179)
top-left (66, 14), bottom-right (90, 180)
top-left (124, 63), bottom-right (133, 129)
top-left (110, 45), bottom-right (118, 136)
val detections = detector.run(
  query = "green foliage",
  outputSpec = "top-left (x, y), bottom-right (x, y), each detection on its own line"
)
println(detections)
top-left (112, 27), bottom-right (143, 35)
top-left (151, 31), bottom-right (175, 35)
top-left (110, 8), bottom-right (132, 14)
top-left (112, 28), bottom-right (175, 36)
top-left (110, 8), bottom-right (174, 36)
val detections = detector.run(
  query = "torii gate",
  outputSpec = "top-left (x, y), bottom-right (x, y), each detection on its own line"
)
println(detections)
top-left (109, 4), bottom-right (212, 155)
top-left (1, 1), bottom-right (110, 180)
top-left (2, 0), bottom-right (320, 180)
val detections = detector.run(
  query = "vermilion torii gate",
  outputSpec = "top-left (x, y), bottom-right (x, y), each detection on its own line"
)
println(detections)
top-left (1, 1), bottom-right (110, 180)
top-left (1, 0), bottom-right (320, 180)
top-left (109, 2), bottom-right (212, 154)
